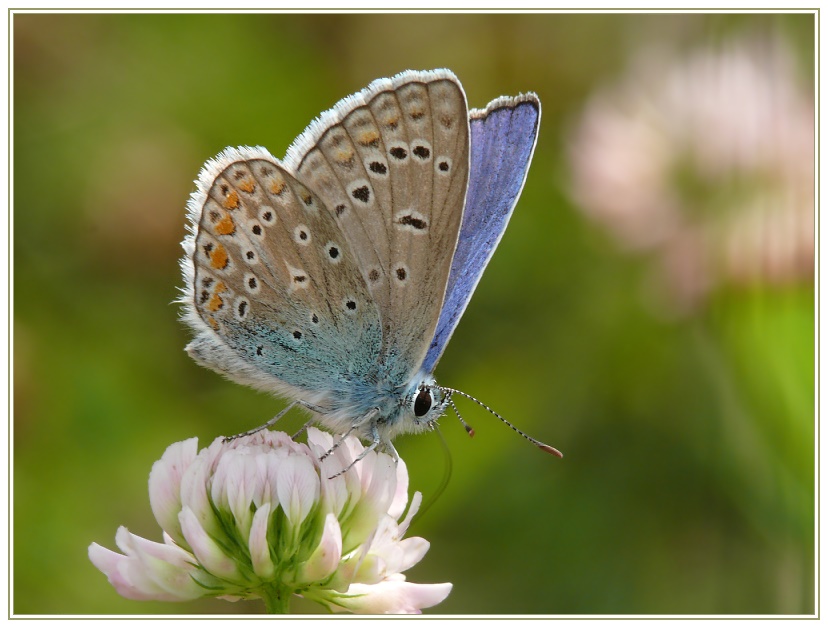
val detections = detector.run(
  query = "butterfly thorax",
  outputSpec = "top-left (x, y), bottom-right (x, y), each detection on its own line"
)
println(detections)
top-left (309, 368), bottom-right (449, 442)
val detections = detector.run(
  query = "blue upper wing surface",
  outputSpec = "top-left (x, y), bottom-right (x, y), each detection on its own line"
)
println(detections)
top-left (420, 94), bottom-right (541, 375)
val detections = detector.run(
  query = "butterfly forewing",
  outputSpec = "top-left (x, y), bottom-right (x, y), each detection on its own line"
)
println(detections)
top-left (291, 70), bottom-right (469, 380)
top-left (189, 149), bottom-right (382, 397)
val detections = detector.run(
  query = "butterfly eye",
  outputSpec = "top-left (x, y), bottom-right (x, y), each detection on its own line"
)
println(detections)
top-left (413, 388), bottom-right (433, 417)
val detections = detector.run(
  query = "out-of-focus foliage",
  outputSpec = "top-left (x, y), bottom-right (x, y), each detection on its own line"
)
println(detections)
top-left (13, 12), bottom-right (814, 615)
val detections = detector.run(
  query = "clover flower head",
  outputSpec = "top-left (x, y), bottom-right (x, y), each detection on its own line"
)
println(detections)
top-left (89, 428), bottom-right (451, 614)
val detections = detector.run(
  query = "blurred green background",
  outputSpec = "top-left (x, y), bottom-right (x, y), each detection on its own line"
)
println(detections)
top-left (13, 12), bottom-right (814, 615)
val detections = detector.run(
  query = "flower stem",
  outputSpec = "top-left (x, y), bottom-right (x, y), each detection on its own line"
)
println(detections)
top-left (261, 584), bottom-right (292, 614)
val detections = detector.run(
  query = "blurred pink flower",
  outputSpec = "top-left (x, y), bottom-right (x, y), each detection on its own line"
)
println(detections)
top-left (88, 428), bottom-right (451, 614)
top-left (568, 36), bottom-right (814, 312)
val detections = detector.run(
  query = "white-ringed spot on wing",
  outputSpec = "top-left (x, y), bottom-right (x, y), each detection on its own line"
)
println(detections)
top-left (243, 272), bottom-right (260, 294)
top-left (364, 156), bottom-right (389, 177)
top-left (411, 140), bottom-right (433, 162)
top-left (294, 225), bottom-right (311, 246)
top-left (395, 209), bottom-right (429, 233)
top-left (259, 206), bottom-right (277, 225)
top-left (250, 221), bottom-right (265, 238)
top-left (233, 297), bottom-right (251, 321)
top-left (347, 179), bottom-right (373, 206)
top-left (286, 263), bottom-right (309, 291)
top-left (387, 141), bottom-right (409, 162)
top-left (292, 329), bottom-right (303, 343)
top-left (309, 312), bottom-right (319, 325)
top-left (435, 156), bottom-right (452, 175)
top-left (243, 248), bottom-right (259, 265)
top-left (394, 263), bottom-right (410, 286)
top-left (333, 202), bottom-right (349, 217)
top-left (343, 297), bottom-right (358, 314)
top-left (324, 241), bottom-right (342, 264)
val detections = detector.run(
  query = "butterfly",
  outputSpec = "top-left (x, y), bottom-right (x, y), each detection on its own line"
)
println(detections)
top-left (180, 69), bottom-right (560, 463)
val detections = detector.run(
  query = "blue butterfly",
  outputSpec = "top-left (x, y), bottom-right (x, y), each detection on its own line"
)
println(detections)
top-left (180, 69), bottom-right (560, 462)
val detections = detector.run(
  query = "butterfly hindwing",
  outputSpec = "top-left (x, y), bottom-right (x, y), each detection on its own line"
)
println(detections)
top-left (287, 69), bottom-right (470, 381)
top-left (421, 94), bottom-right (541, 374)
top-left (183, 147), bottom-right (382, 401)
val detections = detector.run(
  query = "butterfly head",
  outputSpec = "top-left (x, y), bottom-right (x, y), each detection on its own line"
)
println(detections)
top-left (409, 378), bottom-right (448, 429)
top-left (401, 377), bottom-right (450, 433)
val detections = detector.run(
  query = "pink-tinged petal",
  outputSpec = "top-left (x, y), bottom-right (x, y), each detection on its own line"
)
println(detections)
top-left (296, 513), bottom-right (343, 584)
top-left (398, 491), bottom-right (422, 536)
top-left (319, 457), bottom-right (349, 517)
top-left (248, 503), bottom-right (275, 579)
top-left (262, 451), bottom-right (283, 507)
top-left (305, 427), bottom-right (333, 455)
top-left (350, 552), bottom-right (385, 585)
top-left (89, 542), bottom-right (174, 601)
top-left (382, 537), bottom-right (430, 575)
top-left (211, 449), bottom-right (259, 541)
top-left (276, 455), bottom-right (319, 528)
top-left (116, 526), bottom-right (194, 569)
top-left (179, 507), bottom-right (241, 582)
top-left (178, 455), bottom-right (219, 539)
top-left (387, 458), bottom-right (409, 520)
top-left (148, 437), bottom-right (199, 544)
top-left (330, 576), bottom-right (452, 614)
top-left (362, 454), bottom-right (396, 516)
top-left (340, 456), bottom-right (397, 551)
top-left (89, 527), bottom-right (204, 602)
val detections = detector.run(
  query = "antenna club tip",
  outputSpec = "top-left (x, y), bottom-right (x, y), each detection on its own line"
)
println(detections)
top-left (539, 444), bottom-right (564, 458)
top-left (465, 426), bottom-right (475, 438)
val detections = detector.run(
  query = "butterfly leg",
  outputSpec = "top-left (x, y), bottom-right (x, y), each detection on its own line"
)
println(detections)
top-left (291, 419), bottom-right (314, 440)
top-left (325, 409), bottom-right (383, 478)
top-left (290, 400), bottom-right (331, 439)
top-left (319, 422), bottom-right (359, 461)
top-left (223, 400), bottom-right (299, 443)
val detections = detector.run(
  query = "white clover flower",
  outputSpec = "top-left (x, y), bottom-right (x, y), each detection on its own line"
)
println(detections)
top-left (88, 428), bottom-right (451, 614)
top-left (568, 35), bottom-right (814, 312)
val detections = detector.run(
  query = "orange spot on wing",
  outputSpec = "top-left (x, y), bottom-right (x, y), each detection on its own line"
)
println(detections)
top-left (335, 148), bottom-right (354, 163)
top-left (210, 244), bottom-right (229, 269)
top-left (358, 130), bottom-right (380, 147)
top-left (208, 316), bottom-right (219, 330)
top-left (270, 180), bottom-right (286, 195)
top-left (223, 190), bottom-right (239, 210)
top-left (239, 179), bottom-right (256, 193)
top-left (207, 292), bottom-right (223, 312)
top-left (213, 214), bottom-right (235, 236)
